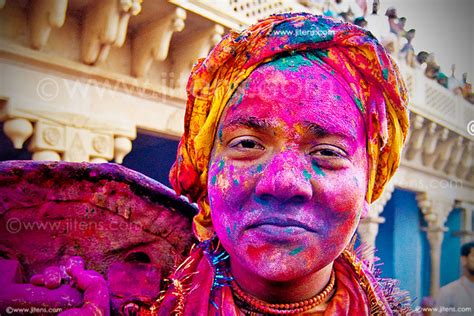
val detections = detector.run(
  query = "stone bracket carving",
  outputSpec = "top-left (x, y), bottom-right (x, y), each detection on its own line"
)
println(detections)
top-left (405, 114), bottom-right (425, 160)
top-left (29, 0), bottom-right (68, 50)
top-left (404, 112), bottom-right (473, 183)
top-left (132, 7), bottom-right (187, 77)
top-left (456, 142), bottom-right (473, 180)
top-left (416, 192), bottom-right (454, 229)
top-left (171, 24), bottom-right (224, 89)
top-left (81, 0), bottom-right (143, 65)
top-left (421, 124), bottom-right (448, 167)
top-left (444, 136), bottom-right (465, 175)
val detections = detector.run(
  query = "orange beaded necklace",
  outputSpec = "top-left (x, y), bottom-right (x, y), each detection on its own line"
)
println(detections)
top-left (230, 269), bottom-right (336, 315)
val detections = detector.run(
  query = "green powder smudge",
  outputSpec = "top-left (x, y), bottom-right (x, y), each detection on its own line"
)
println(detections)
top-left (211, 175), bottom-right (217, 185)
top-left (289, 246), bottom-right (304, 256)
top-left (382, 68), bottom-right (389, 80)
top-left (303, 169), bottom-right (312, 180)
top-left (312, 162), bottom-right (326, 176)
top-left (218, 160), bottom-right (225, 171)
top-left (271, 54), bottom-right (313, 72)
top-left (354, 97), bottom-right (364, 113)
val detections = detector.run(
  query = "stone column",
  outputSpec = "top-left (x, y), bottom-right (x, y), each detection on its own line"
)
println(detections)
top-left (417, 193), bottom-right (453, 298)
top-left (455, 201), bottom-right (474, 244)
top-left (426, 226), bottom-right (447, 297)
top-left (357, 216), bottom-right (386, 263)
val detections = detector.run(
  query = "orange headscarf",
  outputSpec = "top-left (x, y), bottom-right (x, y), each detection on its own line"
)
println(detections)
top-left (170, 13), bottom-right (409, 241)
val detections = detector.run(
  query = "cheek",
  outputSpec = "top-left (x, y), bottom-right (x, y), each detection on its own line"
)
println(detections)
top-left (208, 158), bottom-right (258, 235)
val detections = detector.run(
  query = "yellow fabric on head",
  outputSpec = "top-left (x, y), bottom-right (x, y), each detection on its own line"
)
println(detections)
top-left (170, 13), bottom-right (409, 241)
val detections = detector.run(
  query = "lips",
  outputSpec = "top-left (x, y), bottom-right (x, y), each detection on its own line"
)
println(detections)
top-left (247, 217), bottom-right (317, 233)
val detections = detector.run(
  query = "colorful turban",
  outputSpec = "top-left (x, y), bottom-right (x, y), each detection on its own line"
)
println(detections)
top-left (170, 13), bottom-right (409, 241)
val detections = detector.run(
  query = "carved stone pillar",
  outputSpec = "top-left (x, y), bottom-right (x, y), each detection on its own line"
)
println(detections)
top-left (455, 201), bottom-right (474, 244)
top-left (417, 193), bottom-right (453, 297)
top-left (357, 216), bottom-right (385, 263)
top-left (425, 226), bottom-right (446, 298)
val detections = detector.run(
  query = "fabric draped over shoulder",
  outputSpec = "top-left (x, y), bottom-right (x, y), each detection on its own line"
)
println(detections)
top-left (169, 13), bottom-right (409, 241)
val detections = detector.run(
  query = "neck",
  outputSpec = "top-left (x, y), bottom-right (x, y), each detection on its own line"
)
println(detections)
top-left (464, 271), bottom-right (474, 283)
top-left (230, 258), bottom-right (334, 303)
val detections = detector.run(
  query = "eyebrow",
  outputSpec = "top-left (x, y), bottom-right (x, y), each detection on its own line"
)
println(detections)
top-left (222, 116), bottom-right (271, 131)
top-left (302, 121), bottom-right (357, 144)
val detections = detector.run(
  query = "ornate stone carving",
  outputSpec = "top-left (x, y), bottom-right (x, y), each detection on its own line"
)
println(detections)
top-left (114, 136), bottom-right (132, 163)
top-left (405, 114), bottom-right (425, 161)
top-left (456, 142), bottom-right (473, 180)
top-left (444, 136), bottom-right (464, 175)
top-left (81, 0), bottom-right (143, 65)
top-left (42, 127), bottom-right (61, 146)
top-left (63, 128), bottom-right (88, 162)
top-left (32, 150), bottom-right (61, 161)
top-left (422, 123), bottom-right (445, 167)
top-left (2, 118), bottom-right (33, 149)
top-left (171, 24), bottom-right (224, 89)
top-left (29, 0), bottom-right (68, 50)
top-left (92, 135), bottom-right (109, 155)
top-left (132, 7), bottom-right (186, 77)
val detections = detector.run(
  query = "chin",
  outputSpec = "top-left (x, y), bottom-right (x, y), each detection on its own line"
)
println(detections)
top-left (242, 248), bottom-right (325, 283)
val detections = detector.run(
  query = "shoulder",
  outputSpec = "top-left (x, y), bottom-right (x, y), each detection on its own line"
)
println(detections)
top-left (436, 278), bottom-right (462, 305)
top-left (439, 278), bottom-right (463, 294)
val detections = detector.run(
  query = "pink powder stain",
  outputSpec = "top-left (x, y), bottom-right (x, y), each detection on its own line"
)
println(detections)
top-left (208, 54), bottom-right (368, 285)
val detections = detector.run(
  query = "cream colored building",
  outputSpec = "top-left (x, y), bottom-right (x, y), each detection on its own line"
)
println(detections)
top-left (0, 0), bottom-right (473, 300)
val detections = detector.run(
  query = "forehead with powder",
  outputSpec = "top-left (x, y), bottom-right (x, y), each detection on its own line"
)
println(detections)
top-left (224, 53), bottom-right (364, 139)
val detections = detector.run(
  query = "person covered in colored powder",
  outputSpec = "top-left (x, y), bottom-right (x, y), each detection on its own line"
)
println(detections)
top-left (158, 12), bottom-right (411, 315)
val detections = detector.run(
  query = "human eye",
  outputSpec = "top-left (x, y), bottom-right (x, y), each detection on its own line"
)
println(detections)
top-left (229, 137), bottom-right (265, 151)
top-left (227, 136), bottom-right (265, 159)
top-left (310, 145), bottom-right (348, 169)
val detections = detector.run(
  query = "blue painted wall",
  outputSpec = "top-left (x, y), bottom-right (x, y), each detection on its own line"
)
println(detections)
top-left (440, 208), bottom-right (462, 286)
top-left (376, 189), bottom-right (429, 304)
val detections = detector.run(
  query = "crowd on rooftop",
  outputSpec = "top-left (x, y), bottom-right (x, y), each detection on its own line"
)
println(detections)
top-left (300, 0), bottom-right (474, 104)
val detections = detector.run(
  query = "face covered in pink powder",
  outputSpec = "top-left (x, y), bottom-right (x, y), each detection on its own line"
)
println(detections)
top-left (207, 53), bottom-right (369, 287)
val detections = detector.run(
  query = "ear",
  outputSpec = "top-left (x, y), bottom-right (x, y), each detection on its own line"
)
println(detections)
top-left (361, 200), bottom-right (369, 219)
top-left (461, 256), bottom-right (467, 267)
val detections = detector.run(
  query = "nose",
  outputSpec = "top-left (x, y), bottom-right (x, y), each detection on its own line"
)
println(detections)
top-left (255, 150), bottom-right (313, 203)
